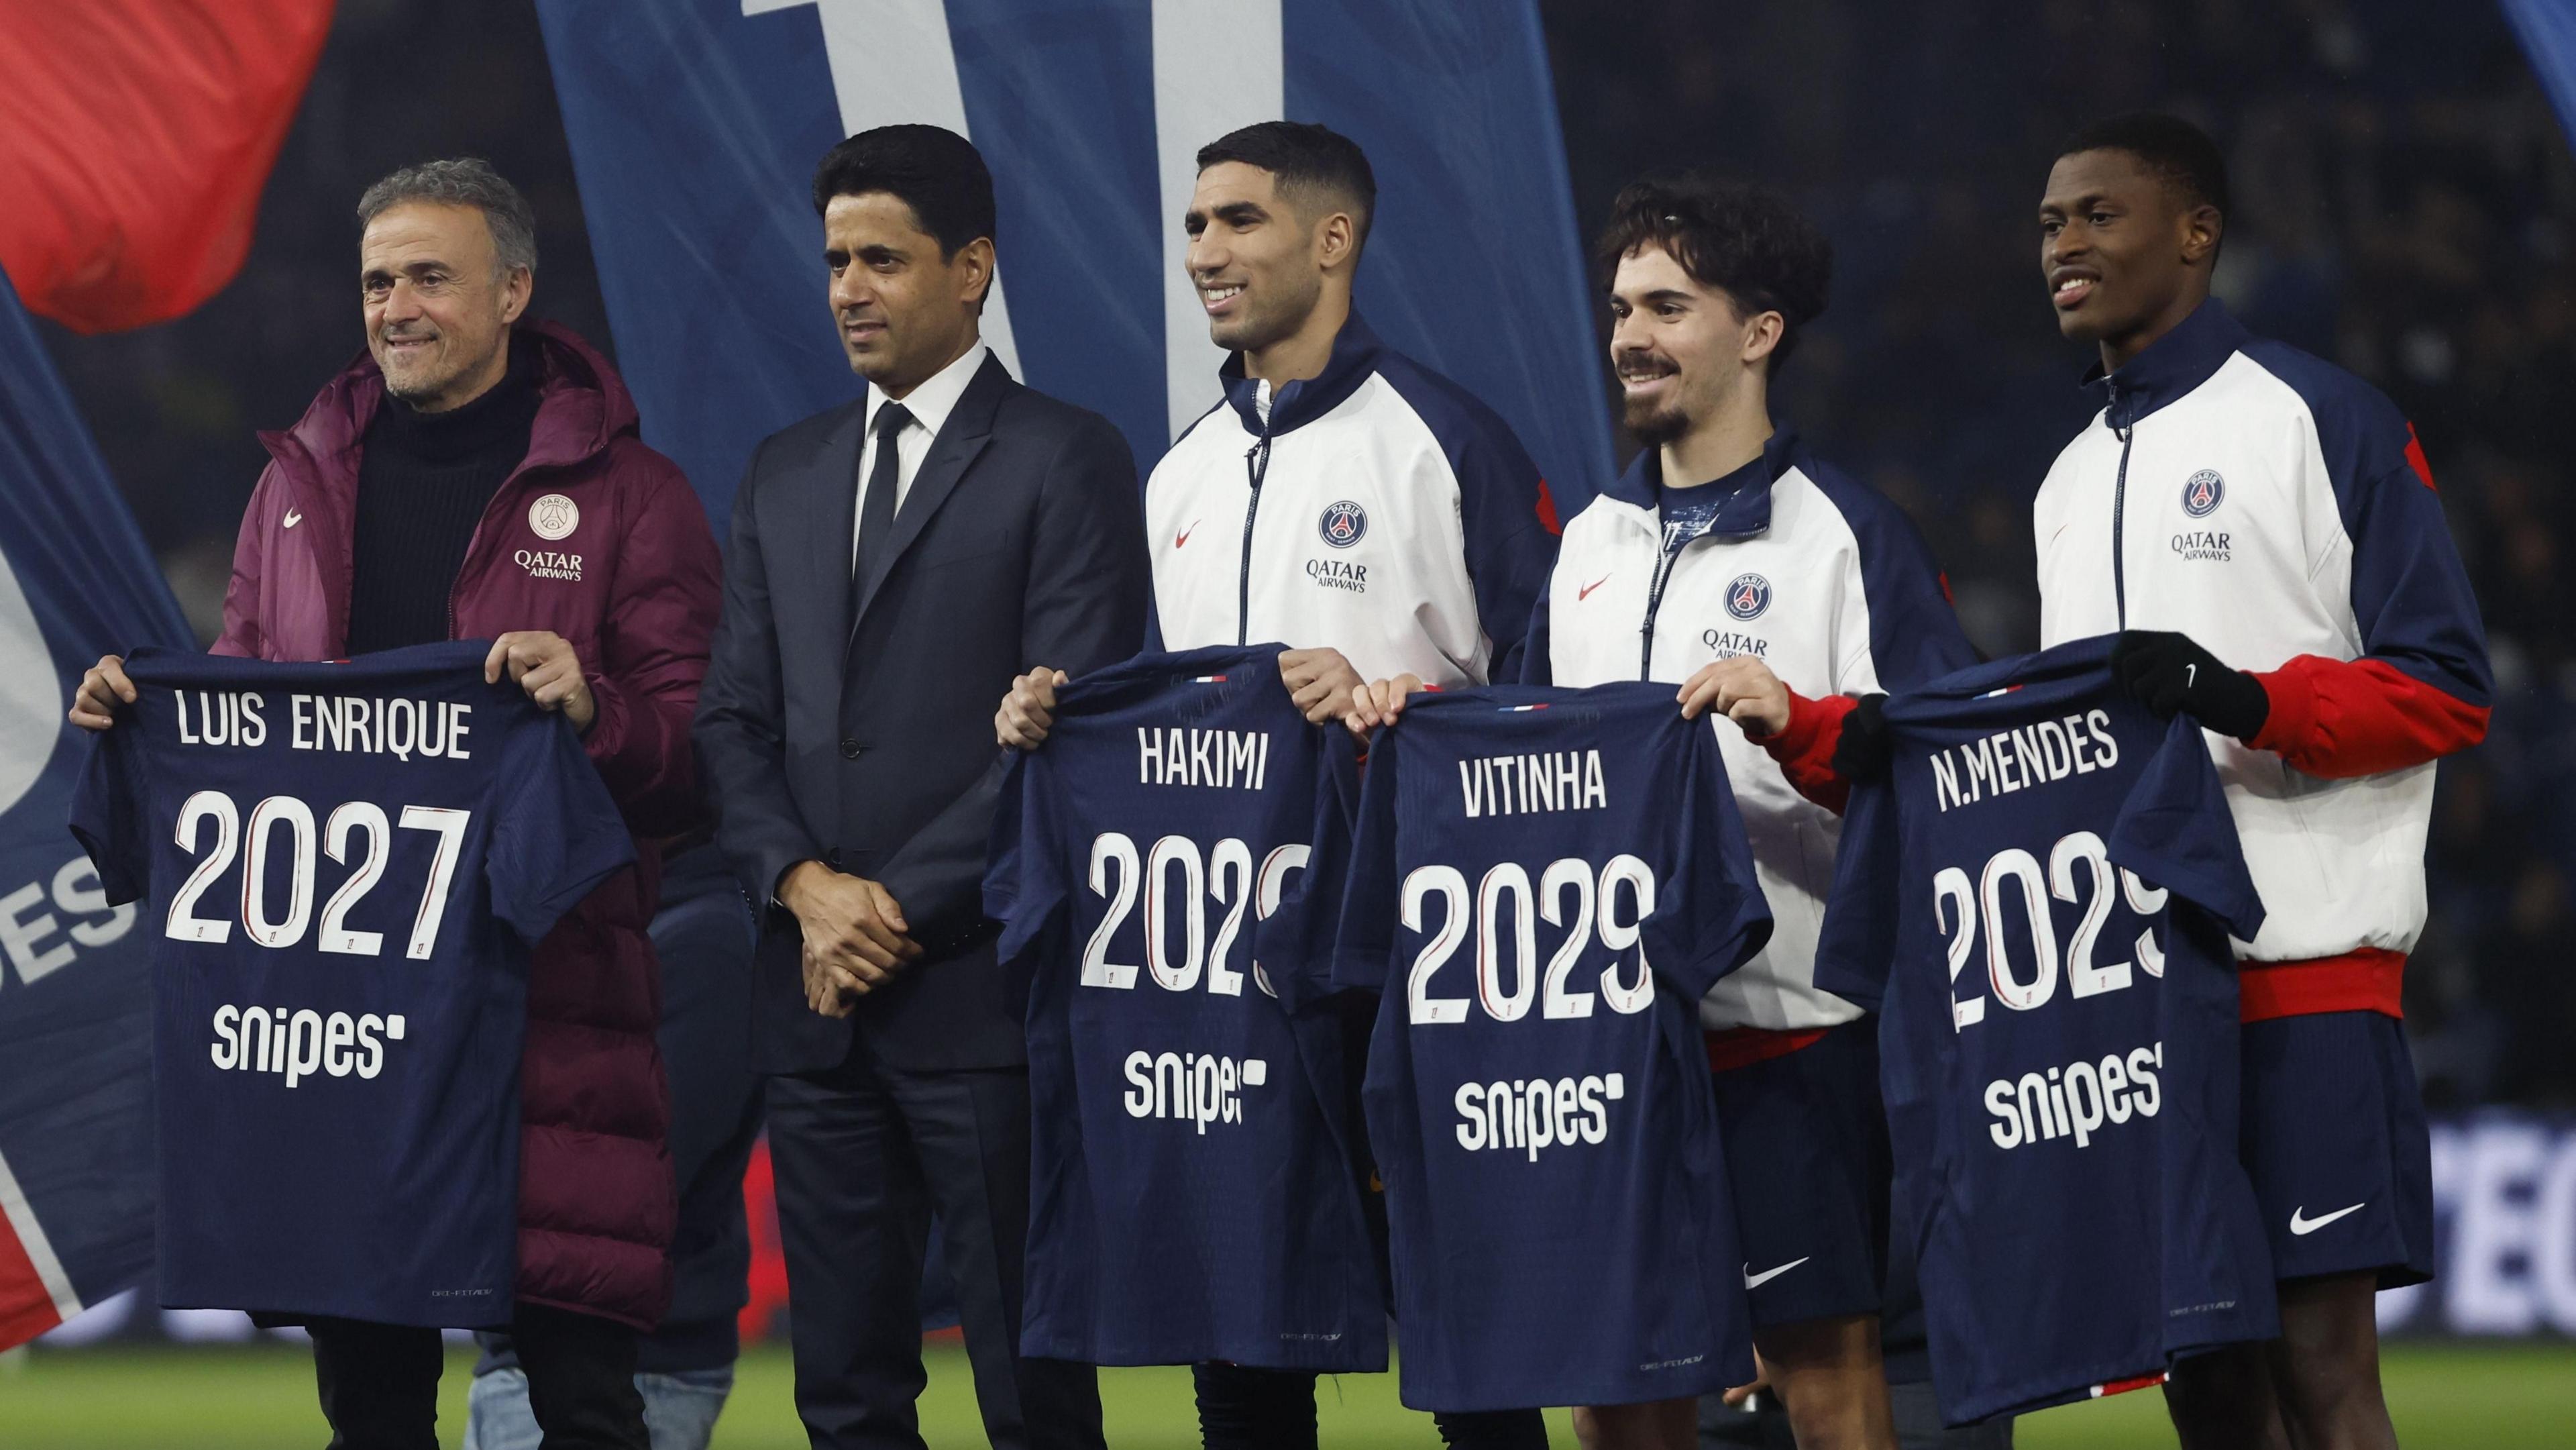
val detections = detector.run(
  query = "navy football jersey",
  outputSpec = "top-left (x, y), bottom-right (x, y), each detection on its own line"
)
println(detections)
top-left (1815, 636), bottom-right (2278, 1424)
top-left (68, 643), bottom-right (634, 1327)
top-left (985, 645), bottom-right (1384, 1371)
top-left (1333, 683), bottom-right (1772, 1412)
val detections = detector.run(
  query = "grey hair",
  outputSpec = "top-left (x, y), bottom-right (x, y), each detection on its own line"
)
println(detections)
top-left (356, 158), bottom-right (538, 276)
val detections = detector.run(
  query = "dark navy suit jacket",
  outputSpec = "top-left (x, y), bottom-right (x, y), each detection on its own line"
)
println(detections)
top-left (696, 353), bottom-right (1150, 1074)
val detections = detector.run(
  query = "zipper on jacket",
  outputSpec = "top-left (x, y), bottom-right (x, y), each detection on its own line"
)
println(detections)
top-left (2105, 376), bottom-right (2133, 627)
top-left (1638, 529), bottom-right (1685, 680)
top-left (1235, 430), bottom-right (1274, 647)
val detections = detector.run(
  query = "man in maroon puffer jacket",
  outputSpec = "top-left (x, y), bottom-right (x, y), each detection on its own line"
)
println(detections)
top-left (72, 159), bottom-right (719, 1450)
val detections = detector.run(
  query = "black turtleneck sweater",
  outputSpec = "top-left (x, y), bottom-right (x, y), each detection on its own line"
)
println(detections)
top-left (345, 340), bottom-right (544, 655)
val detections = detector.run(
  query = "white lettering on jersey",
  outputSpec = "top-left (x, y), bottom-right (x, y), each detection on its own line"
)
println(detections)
top-left (1453, 1072), bottom-right (1622, 1161)
top-left (1120, 1049), bottom-right (1269, 1133)
top-left (1928, 709), bottom-right (2120, 813)
top-left (162, 790), bottom-right (474, 960)
top-left (1456, 749), bottom-right (1607, 817)
top-left (1136, 728), bottom-right (1271, 790)
top-left (210, 1004), bottom-right (407, 1088)
top-left (1984, 1041), bottom-right (2162, 1151)
top-left (282, 694), bottom-right (476, 763)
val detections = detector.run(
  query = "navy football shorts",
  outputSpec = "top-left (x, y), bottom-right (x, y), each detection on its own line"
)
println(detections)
top-left (2239, 1010), bottom-right (2434, 1287)
top-left (1709, 1021), bottom-right (1890, 1329)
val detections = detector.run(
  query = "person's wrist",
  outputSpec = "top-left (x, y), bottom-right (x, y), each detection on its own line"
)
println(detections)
top-left (777, 859), bottom-right (831, 914)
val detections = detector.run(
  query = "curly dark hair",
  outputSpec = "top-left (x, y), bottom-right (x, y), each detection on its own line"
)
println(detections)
top-left (1595, 172), bottom-right (1833, 376)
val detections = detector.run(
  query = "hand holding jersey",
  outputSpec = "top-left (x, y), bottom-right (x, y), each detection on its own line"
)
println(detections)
top-left (1012, 123), bottom-right (1560, 1447)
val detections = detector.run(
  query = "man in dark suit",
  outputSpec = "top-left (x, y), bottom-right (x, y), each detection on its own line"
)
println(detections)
top-left (694, 123), bottom-right (1146, 1450)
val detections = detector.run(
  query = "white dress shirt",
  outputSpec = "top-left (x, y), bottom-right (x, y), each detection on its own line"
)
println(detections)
top-left (853, 340), bottom-right (990, 568)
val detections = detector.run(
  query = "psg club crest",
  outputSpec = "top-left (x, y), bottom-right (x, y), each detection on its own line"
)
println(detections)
top-left (2180, 470), bottom-right (2224, 518)
top-left (529, 493), bottom-right (580, 540)
top-left (1317, 499), bottom-right (1368, 549)
top-left (1725, 572), bottom-right (1772, 621)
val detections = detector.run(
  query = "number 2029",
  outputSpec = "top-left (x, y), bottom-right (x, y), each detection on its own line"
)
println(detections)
top-left (1404, 854), bottom-right (1658, 1026)
top-left (1934, 829), bottom-right (2169, 1031)
top-left (164, 790), bottom-right (471, 960)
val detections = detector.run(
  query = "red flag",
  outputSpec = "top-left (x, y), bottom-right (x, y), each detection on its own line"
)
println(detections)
top-left (0, 1), bottom-right (333, 333)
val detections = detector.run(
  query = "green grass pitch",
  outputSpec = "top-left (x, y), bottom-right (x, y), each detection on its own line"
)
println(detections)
top-left (1, 1341), bottom-right (2569, 1447)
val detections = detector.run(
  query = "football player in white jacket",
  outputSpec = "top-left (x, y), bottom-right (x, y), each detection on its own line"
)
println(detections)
top-left (995, 121), bottom-right (1559, 1450)
top-left (1368, 174), bottom-right (1976, 1450)
top-left (2033, 115), bottom-right (2489, 1450)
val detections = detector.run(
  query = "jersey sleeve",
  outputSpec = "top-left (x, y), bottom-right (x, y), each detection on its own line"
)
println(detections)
top-left (1810, 775), bottom-right (1899, 1012)
top-left (1328, 725), bottom-right (1407, 996)
top-left (67, 726), bottom-right (152, 907)
top-left (985, 750), bottom-right (1067, 966)
top-left (1840, 497), bottom-right (1978, 696)
top-left (487, 711), bottom-right (639, 945)
top-left (2106, 715), bottom-right (2267, 943)
top-left (1254, 725), bottom-right (1362, 1013)
top-left (1647, 715), bottom-right (1774, 1001)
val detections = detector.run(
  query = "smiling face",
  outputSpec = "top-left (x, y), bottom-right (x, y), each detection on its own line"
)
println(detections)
top-left (823, 190), bottom-right (991, 396)
top-left (1606, 243), bottom-right (1778, 447)
top-left (1183, 161), bottom-right (1344, 354)
top-left (360, 202), bottom-right (529, 413)
top-left (2040, 148), bottom-right (2220, 368)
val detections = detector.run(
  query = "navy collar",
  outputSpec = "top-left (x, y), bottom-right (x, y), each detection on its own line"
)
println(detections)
top-left (1220, 310), bottom-right (1384, 437)
top-left (1601, 425), bottom-right (1801, 539)
top-left (2081, 296), bottom-right (2249, 431)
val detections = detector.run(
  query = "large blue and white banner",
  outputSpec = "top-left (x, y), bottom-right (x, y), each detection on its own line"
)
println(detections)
top-left (534, 0), bottom-right (1613, 527)
top-left (0, 267), bottom-right (194, 1349)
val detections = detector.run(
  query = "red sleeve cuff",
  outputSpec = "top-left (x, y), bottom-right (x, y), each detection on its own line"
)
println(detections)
top-left (2246, 655), bottom-right (2489, 778)
top-left (1753, 689), bottom-right (1855, 814)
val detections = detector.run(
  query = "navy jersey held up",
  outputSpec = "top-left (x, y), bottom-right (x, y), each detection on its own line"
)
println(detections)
top-left (985, 645), bottom-right (1383, 1371)
top-left (1815, 637), bottom-right (2277, 1425)
top-left (68, 643), bottom-right (634, 1327)
top-left (1334, 683), bottom-right (1772, 1412)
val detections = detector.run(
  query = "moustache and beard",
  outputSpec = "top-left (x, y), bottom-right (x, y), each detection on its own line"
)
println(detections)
top-left (1615, 347), bottom-right (1690, 446)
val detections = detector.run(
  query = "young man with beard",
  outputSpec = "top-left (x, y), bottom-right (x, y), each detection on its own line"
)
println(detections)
top-left (1364, 174), bottom-right (1976, 1450)
top-left (72, 159), bottom-right (721, 1450)
top-left (991, 121), bottom-right (1557, 1449)
top-left (2031, 114), bottom-right (2489, 1450)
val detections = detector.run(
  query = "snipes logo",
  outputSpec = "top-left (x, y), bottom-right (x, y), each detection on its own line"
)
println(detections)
top-left (211, 1004), bottom-right (405, 1087)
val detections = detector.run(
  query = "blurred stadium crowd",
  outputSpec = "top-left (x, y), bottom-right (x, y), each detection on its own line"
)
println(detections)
top-left (38, 0), bottom-right (2575, 1106)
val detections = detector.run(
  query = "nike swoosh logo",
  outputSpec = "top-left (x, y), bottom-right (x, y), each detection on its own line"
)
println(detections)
top-left (282, 509), bottom-right (303, 529)
top-left (2289, 1202), bottom-right (2365, 1235)
top-left (1743, 1257), bottom-right (1810, 1290)
top-left (1578, 574), bottom-right (1611, 601)
top-left (1175, 518), bottom-right (1202, 549)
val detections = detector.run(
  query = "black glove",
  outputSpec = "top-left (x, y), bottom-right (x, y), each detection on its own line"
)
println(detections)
top-left (2108, 630), bottom-right (2269, 739)
top-left (1830, 693), bottom-right (1892, 781)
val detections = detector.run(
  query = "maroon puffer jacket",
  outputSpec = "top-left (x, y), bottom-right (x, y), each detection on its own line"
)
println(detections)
top-left (213, 321), bottom-right (722, 1329)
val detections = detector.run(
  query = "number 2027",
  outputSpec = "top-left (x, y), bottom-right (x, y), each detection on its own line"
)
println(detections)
top-left (1935, 829), bottom-right (2169, 1031)
top-left (164, 790), bottom-right (471, 960)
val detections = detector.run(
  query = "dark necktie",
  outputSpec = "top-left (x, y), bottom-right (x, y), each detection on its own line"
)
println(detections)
top-left (854, 401), bottom-right (914, 585)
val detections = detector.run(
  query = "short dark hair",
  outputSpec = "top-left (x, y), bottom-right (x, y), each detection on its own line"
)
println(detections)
top-left (2058, 112), bottom-right (2231, 221)
top-left (1195, 121), bottom-right (1377, 250)
top-left (1594, 172), bottom-right (1833, 376)
top-left (810, 123), bottom-right (997, 257)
